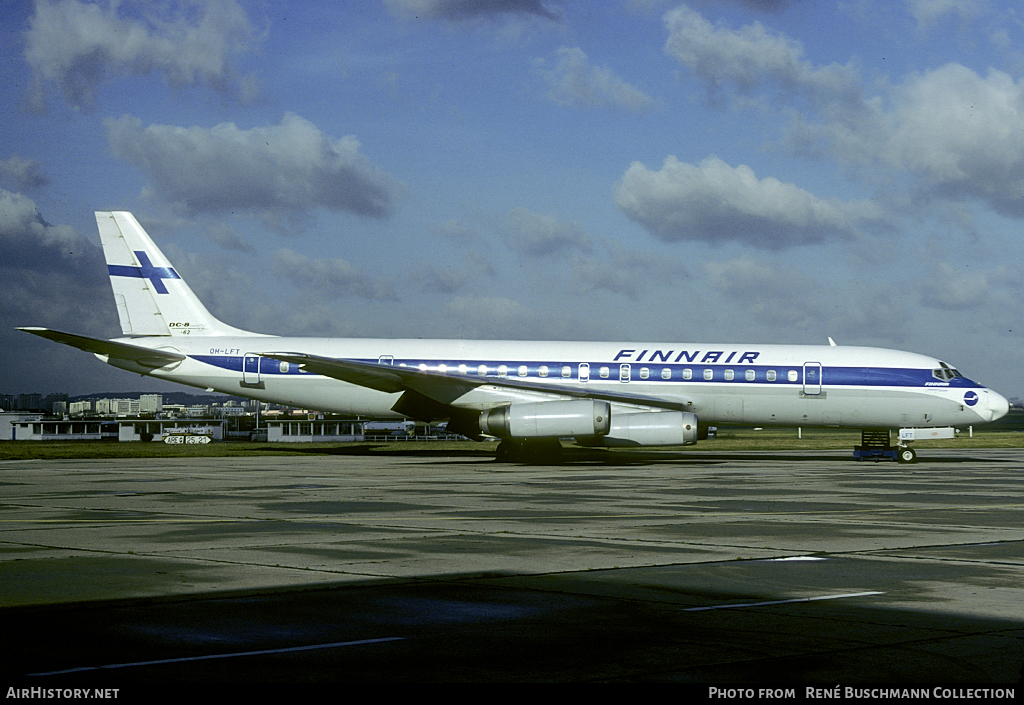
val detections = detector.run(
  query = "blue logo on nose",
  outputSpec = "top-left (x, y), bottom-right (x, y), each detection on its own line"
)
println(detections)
top-left (964, 391), bottom-right (979, 407)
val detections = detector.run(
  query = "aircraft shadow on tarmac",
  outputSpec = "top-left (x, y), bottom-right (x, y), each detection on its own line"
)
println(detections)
top-left (254, 444), bottom-right (1008, 467)
top-left (3, 568), bottom-right (1022, 684)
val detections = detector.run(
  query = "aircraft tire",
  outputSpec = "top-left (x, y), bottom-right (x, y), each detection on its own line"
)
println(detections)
top-left (897, 447), bottom-right (917, 463)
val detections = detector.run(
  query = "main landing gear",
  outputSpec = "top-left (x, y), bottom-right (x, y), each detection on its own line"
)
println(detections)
top-left (853, 429), bottom-right (916, 463)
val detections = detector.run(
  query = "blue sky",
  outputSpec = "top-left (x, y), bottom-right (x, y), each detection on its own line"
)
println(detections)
top-left (3, 0), bottom-right (1024, 400)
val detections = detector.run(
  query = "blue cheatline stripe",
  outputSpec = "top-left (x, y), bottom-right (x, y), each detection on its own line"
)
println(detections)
top-left (107, 251), bottom-right (180, 294)
top-left (187, 355), bottom-right (980, 389)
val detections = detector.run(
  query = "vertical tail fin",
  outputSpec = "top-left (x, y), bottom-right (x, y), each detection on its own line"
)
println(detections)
top-left (97, 211), bottom-right (257, 337)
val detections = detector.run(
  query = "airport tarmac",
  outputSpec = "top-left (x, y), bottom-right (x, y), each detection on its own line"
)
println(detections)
top-left (1, 447), bottom-right (1023, 685)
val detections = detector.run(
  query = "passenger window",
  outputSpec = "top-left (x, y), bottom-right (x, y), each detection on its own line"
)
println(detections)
top-left (478, 365), bottom-right (488, 376)
top-left (498, 365), bottom-right (508, 377)
top-left (518, 365), bottom-right (528, 377)
top-left (538, 365), bottom-right (548, 378)
top-left (788, 370), bottom-right (798, 382)
top-left (767, 370), bottom-right (777, 382)
top-left (724, 369), bottom-right (734, 381)
top-left (703, 369), bottom-right (713, 380)
top-left (561, 366), bottom-right (571, 378)
top-left (661, 368), bottom-right (671, 380)
top-left (600, 366), bottom-right (610, 379)
top-left (683, 368), bottom-right (692, 380)
top-left (639, 367), bottom-right (649, 379)
top-left (745, 369), bottom-right (755, 381)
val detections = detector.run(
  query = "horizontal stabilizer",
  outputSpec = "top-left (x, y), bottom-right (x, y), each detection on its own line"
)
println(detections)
top-left (17, 328), bottom-right (185, 369)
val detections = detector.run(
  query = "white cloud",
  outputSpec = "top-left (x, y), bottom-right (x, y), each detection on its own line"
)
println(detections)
top-left (206, 222), bottom-right (255, 253)
top-left (274, 248), bottom-right (397, 301)
top-left (918, 262), bottom-right (1009, 310)
top-left (539, 47), bottom-right (655, 112)
top-left (25, 0), bottom-right (259, 109)
top-left (443, 295), bottom-right (537, 338)
top-left (614, 155), bottom-right (881, 248)
top-left (383, 0), bottom-right (561, 21)
top-left (0, 189), bottom-right (78, 250)
top-left (703, 257), bottom-right (821, 329)
top-left (572, 241), bottom-right (687, 299)
top-left (701, 255), bottom-right (911, 343)
top-left (776, 59), bottom-right (1024, 221)
top-left (908, 0), bottom-right (985, 28)
top-left (669, 8), bottom-right (1024, 224)
top-left (501, 207), bottom-right (591, 256)
top-left (0, 190), bottom-right (112, 353)
top-left (883, 64), bottom-right (1024, 217)
top-left (412, 263), bottom-right (469, 294)
top-left (663, 5), bottom-right (861, 109)
top-left (105, 113), bottom-right (403, 222)
top-left (0, 156), bottom-right (49, 190)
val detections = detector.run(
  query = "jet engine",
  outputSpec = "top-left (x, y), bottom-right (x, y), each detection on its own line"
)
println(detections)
top-left (479, 401), bottom-right (698, 448)
top-left (480, 400), bottom-right (611, 438)
top-left (602, 410), bottom-right (699, 447)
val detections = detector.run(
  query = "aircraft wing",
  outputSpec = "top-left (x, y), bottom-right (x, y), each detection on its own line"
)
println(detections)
top-left (263, 352), bottom-right (688, 411)
top-left (17, 327), bottom-right (186, 368)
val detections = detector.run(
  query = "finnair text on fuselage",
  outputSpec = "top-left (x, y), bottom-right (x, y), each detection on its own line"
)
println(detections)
top-left (613, 349), bottom-right (760, 364)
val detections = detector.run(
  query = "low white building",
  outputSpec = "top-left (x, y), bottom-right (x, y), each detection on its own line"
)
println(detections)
top-left (6, 416), bottom-right (117, 441)
top-left (266, 419), bottom-right (364, 442)
top-left (1, 412), bottom-right (45, 441)
top-left (7, 417), bottom-right (224, 442)
top-left (119, 420), bottom-right (226, 442)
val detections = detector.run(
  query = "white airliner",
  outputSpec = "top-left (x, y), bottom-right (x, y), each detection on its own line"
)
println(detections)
top-left (20, 211), bottom-right (1009, 462)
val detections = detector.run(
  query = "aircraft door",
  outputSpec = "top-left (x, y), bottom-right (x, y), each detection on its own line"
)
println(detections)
top-left (242, 353), bottom-right (264, 389)
top-left (803, 362), bottom-right (822, 395)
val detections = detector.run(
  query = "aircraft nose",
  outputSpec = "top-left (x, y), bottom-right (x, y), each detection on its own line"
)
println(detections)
top-left (986, 390), bottom-right (1010, 422)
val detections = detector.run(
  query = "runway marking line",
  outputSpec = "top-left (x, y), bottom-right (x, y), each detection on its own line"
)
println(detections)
top-left (682, 591), bottom-right (884, 612)
top-left (28, 636), bottom-right (406, 676)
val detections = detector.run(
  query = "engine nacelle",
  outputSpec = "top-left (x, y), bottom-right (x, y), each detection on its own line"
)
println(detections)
top-left (481, 400), bottom-right (611, 439)
top-left (602, 411), bottom-right (699, 447)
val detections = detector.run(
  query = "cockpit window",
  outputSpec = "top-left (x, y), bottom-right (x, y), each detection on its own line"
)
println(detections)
top-left (932, 362), bottom-right (963, 380)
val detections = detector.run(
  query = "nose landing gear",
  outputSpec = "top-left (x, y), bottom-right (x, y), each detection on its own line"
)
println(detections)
top-left (853, 429), bottom-right (917, 463)
top-left (896, 445), bottom-right (917, 463)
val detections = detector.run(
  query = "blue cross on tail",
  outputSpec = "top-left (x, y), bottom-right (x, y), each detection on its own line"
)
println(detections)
top-left (108, 251), bottom-right (181, 295)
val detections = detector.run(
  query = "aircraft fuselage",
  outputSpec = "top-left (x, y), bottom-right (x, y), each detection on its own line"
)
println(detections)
top-left (102, 336), bottom-right (1007, 429)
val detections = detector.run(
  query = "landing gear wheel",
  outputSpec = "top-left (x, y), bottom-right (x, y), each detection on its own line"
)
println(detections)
top-left (897, 447), bottom-right (917, 463)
